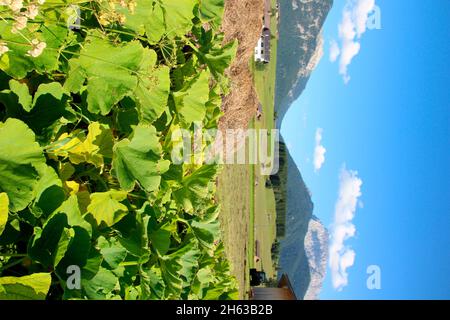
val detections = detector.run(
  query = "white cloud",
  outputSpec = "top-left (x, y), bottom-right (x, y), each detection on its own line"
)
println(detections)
top-left (329, 40), bottom-right (340, 62)
top-left (330, 0), bottom-right (376, 83)
top-left (329, 166), bottom-right (363, 291)
top-left (313, 128), bottom-right (326, 172)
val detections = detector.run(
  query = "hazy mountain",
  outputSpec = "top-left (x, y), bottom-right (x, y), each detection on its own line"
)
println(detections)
top-left (275, 0), bottom-right (333, 127)
top-left (303, 215), bottom-right (329, 300)
top-left (275, 0), bottom-right (333, 299)
top-left (278, 148), bottom-right (314, 299)
top-left (277, 135), bottom-right (329, 300)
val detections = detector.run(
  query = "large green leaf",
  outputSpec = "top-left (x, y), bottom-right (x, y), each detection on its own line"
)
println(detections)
top-left (0, 193), bottom-right (8, 236)
top-left (31, 163), bottom-right (65, 218)
top-left (55, 226), bottom-right (92, 282)
top-left (149, 222), bottom-right (174, 256)
top-left (2, 82), bottom-right (71, 135)
top-left (97, 236), bottom-right (127, 269)
top-left (87, 191), bottom-right (129, 227)
top-left (81, 267), bottom-right (118, 300)
top-left (159, 238), bottom-right (201, 298)
top-left (190, 206), bottom-right (220, 255)
top-left (65, 33), bottom-right (144, 115)
top-left (9, 80), bottom-right (32, 112)
top-left (197, 0), bottom-right (225, 28)
top-left (113, 125), bottom-right (170, 192)
top-left (0, 273), bottom-right (52, 300)
top-left (173, 165), bottom-right (218, 213)
top-left (0, 119), bottom-right (46, 212)
top-left (203, 40), bottom-right (238, 80)
top-left (173, 70), bottom-right (211, 126)
top-left (28, 213), bottom-right (71, 268)
top-left (121, 0), bottom-right (197, 43)
top-left (55, 195), bottom-right (92, 236)
top-left (133, 49), bottom-right (171, 124)
top-left (118, 205), bottom-right (151, 264)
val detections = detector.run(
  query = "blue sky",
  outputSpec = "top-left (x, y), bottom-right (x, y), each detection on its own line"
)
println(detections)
top-left (281, 0), bottom-right (450, 299)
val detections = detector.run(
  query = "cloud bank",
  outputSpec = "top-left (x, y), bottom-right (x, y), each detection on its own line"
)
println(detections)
top-left (329, 0), bottom-right (376, 83)
top-left (313, 128), bottom-right (326, 172)
top-left (329, 166), bottom-right (363, 290)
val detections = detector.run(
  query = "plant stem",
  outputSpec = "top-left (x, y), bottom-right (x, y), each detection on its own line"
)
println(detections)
top-left (0, 253), bottom-right (27, 258)
top-left (0, 258), bottom-right (25, 273)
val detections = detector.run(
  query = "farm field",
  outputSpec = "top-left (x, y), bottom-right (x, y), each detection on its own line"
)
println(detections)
top-left (249, 0), bottom-right (279, 282)
top-left (217, 164), bottom-right (252, 299)
top-left (218, 0), bottom-right (280, 296)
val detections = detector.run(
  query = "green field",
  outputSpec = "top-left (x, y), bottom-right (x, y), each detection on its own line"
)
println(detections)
top-left (217, 0), bottom-right (280, 298)
top-left (249, 0), bottom-right (279, 282)
top-left (217, 164), bottom-right (252, 299)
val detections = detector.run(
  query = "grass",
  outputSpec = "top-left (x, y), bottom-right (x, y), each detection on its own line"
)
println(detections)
top-left (248, 0), bottom-right (279, 282)
top-left (217, 164), bottom-right (251, 299)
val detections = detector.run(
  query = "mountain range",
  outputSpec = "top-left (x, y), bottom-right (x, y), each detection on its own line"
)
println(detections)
top-left (275, 0), bottom-right (334, 299)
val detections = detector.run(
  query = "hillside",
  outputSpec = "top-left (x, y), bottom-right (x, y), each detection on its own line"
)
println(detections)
top-left (277, 147), bottom-right (313, 299)
top-left (275, 0), bottom-right (333, 126)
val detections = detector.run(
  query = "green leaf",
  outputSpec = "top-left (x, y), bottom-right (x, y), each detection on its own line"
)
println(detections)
top-left (149, 222), bottom-right (174, 256)
top-left (0, 20), bottom-right (68, 78)
top-left (204, 40), bottom-right (237, 78)
top-left (81, 267), bottom-right (118, 300)
top-left (32, 82), bottom-right (66, 111)
top-left (113, 125), bottom-right (170, 192)
top-left (55, 226), bottom-right (92, 281)
top-left (87, 191), bottom-right (129, 227)
top-left (159, 239), bottom-right (201, 297)
top-left (31, 163), bottom-right (65, 218)
top-left (117, 0), bottom-right (154, 36)
top-left (52, 122), bottom-right (114, 168)
top-left (197, 0), bottom-right (225, 28)
top-left (0, 193), bottom-right (8, 236)
top-left (145, 267), bottom-right (165, 299)
top-left (173, 165), bottom-right (218, 213)
top-left (28, 213), bottom-right (70, 268)
top-left (9, 80), bottom-right (32, 112)
top-left (0, 118), bottom-right (46, 212)
top-left (65, 32), bottom-right (144, 115)
top-left (3, 82), bottom-right (70, 135)
top-left (0, 273), bottom-right (52, 300)
top-left (173, 70), bottom-right (210, 126)
top-left (122, 0), bottom-right (197, 43)
top-left (190, 206), bottom-right (220, 255)
top-left (97, 236), bottom-right (127, 269)
top-left (133, 49), bottom-right (171, 124)
top-left (55, 195), bottom-right (92, 236)
top-left (54, 228), bottom-right (74, 268)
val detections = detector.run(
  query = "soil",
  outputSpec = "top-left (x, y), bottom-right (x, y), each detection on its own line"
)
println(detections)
top-left (219, 0), bottom-right (264, 131)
